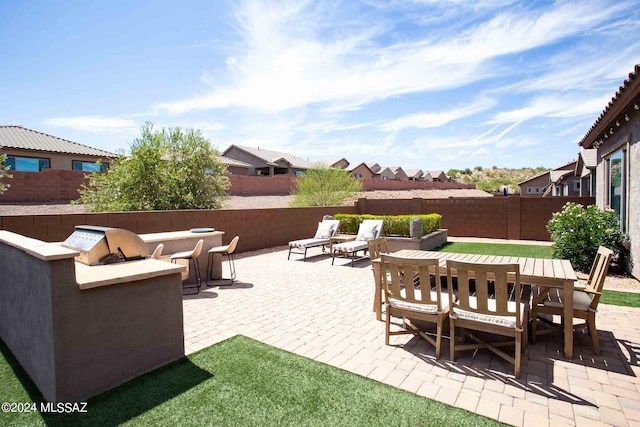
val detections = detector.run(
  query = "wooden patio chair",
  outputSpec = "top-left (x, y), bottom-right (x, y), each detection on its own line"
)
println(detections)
top-left (448, 260), bottom-right (526, 378)
top-left (382, 254), bottom-right (449, 359)
top-left (531, 246), bottom-right (613, 355)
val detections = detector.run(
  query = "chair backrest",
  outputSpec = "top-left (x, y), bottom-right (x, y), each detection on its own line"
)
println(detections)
top-left (356, 219), bottom-right (384, 241)
top-left (323, 219), bottom-right (341, 237)
top-left (381, 254), bottom-right (444, 309)
top-left (367, 237), bottom-right (389, 261)
top-left (447, 260), bottom-right (521, 327)
top-left (192, 239), bottom-right (204, 259)
top-left (584, 246), bottom-right (613, 309)
top-left (226, 236), bottom-right (240, 254)
top-left (151, 244), bottom-right (164, 259)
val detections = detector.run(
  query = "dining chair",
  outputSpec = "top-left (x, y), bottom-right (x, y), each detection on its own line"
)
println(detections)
top-left (531, 245), bottom-right (613, 355)
top-left (170, 239), bottom-right (204, 294)
top-left (381, 254), bottom-right (449, 359)
top-left (448, 260), bottom-right (525, 378)
top-left (206, 236), bottom-right (240, 287)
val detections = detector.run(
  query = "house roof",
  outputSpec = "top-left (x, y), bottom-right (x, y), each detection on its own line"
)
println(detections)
top-left (427, 170), bottom-right (446, 179)
top-left (575, 149), bottom-right (598, 176)
top-left (223, 144), bottom-right (311, 169)
top-left (550, 169), bottom-right (574, 183)
top-left (315, 158), bottom-right (349, 169)
top-left (217, 156), bottom-right (252, 168)
top-left (366, 162), bottom-right (381, 173)
top-left (518, 171), bottom-right (549, 186)
top-left (345, 162), bottom-right (373, 174)
top-left (404, 169), bottom-right (423, 179)
top-left (579, 64), bottom-right (640, 148)
top-left (0, 125), bottom-right (118, 158)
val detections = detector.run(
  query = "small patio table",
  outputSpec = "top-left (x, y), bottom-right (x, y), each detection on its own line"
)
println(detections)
top-left (371, 250), bottom-right (578, 359)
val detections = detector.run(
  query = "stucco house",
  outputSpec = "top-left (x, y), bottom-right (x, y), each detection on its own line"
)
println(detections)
top-left (222, 145), bottom-right (312, 176)
top-left (405, 169), bottom-right (424, 181)
top-left (425, 170), bottom-right (447, 182)
top-left (375, 166), bottom-right (396, 180)
top-left (575, 149), bottom-right (598, 196)
top-left (518, 171), bottom-right (550, 196)
top-left (345, 162), bottom-right (374, 179)
top-left (578, 63), bottom-right (640, 278)
top-left (544, 161), bottom-right (580, 197)
top-left (389, 166), bottom-right (409, 181)
top-left (217, 156), bottom-right (252, 175)
top-left (0, 125), bottom-right (117, 171)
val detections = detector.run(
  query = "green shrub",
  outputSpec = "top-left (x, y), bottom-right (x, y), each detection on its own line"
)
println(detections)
top-left (547, 202), bottom-right (624, 272)
top-left (290, 164), bottom-right (362, 207)
top-left (334, 214), bottom-right (441, 237)
top-left (0, 153), bottom-right (12, 195)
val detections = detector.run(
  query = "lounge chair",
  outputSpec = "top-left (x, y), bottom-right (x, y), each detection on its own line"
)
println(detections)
top-left (332, 219), bottom-right (383, 267)
top-left (288, 219), bottom-right (340, 261)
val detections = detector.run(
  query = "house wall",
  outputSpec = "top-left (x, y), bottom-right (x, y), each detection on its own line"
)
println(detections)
top-left (349, 164), bottom-right (373, 179)
top-left (520, 174), bottom-right (549, 196)
top-left (377, 168), bottom-right (396, 180)
top-left (226, 166), bottom-right (250, 175)
top-left (1, 148), bottom-right (112, 170)
top-left (223, 146), bottom-right (265, 175)
top-left (594, 116), bottom-right (639, 278)
top-left (392, 169), bottom-right (409, 181)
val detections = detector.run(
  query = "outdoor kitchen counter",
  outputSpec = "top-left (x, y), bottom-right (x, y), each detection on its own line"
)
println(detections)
top-left (75, 259), bottom-right (186, 290)
top-left (139, 229), bottom-right (225, 281)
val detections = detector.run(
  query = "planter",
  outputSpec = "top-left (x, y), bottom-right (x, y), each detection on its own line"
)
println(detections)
top-left (385, 229), bottom-right (448, 252)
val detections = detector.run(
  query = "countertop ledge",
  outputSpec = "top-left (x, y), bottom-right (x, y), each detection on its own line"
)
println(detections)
top-left (0, 230), bottom-right (78, 261)
top-left (76, 259), bottom-right (186, 290)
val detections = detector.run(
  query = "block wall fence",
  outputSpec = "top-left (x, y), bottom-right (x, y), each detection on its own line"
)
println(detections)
top-left (0, 171), bottom-right (475, 202)
top-left (0, 196), bottom-right (594, 251)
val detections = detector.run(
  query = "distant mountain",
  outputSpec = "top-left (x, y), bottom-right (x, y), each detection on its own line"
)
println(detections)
top-left (447, 166), bottom-right (550, 194)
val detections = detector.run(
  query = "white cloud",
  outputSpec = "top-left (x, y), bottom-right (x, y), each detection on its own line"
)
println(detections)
top-left (154, 0), bottom-right (625, 115)
top-left (44, 116), bottom-right (138, 133)
top-left (378, 96), bottom-right (496, 132)
top-left (488, 94), bottom-right (612, 124)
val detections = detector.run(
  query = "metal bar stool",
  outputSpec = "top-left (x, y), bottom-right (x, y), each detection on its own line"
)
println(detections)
top-left (206, 236), bottom-right (239, 287)
top-left (170, 239), bottom-right (204, 294)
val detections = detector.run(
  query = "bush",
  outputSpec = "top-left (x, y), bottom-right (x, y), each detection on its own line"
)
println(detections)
top-left (0, 154), bottom-right (11, 195)
top-left (290, 164), bottom-right (362, 207)
top-left (547, 202), bottom-right (624, 272)
top-left (334, 214), bottom-right (441, 237)
top-left (77, 123), bottom-right (230, 212)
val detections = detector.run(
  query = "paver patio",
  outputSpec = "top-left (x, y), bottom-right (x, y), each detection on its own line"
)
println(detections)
top-left (183, 247), bottom-right (640, 427)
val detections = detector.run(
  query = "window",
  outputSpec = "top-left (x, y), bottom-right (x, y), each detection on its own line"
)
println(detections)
top-left (535, 188), bottom-right (540, 193)
top-left (294, 170), bottom-right (304, 176)
top-left (72, 160), bottom-right (108, 172)
top-left (606, 146), bottom-right (628, 231)
top-left (354, 173), bottom-right (362, 179)
top-left (574, 181), bottom-right (580, 191)
top-left (527, 188), bottom-right (532, 193)
top-left (6, 156), bottom-right (49, 172)
top-left (382, 176), bottom-right (388, 180)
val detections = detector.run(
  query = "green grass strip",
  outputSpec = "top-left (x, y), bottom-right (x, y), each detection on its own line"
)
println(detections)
top-left (434, 242), bottom-right (553, 259)
top-left (1, 335), bottom-right (504, 427)
top-left (601, 290), bottom-right (640, 308)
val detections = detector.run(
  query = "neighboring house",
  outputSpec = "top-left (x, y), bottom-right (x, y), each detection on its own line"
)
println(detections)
top-left (0, 125), bottom-right (117, 172)
top-left (575, 149), bottom-right (598, 197)
top-left (366, 162), bottom-right (381, 175)
top-left (404, 169), bottom-right (424, 181)
top-left (389, 166), bottom-right (409, 181)
top-left (518, 171), bottom-right (549, 196)
top-left (345, 162), bottom-right (374, 179)
top-left (578, 63), bottom-right (640, 278)
top-left (545, 161), bottom-right (580, 197)
top-left (217, 156), bottom-right (252, 175)
top-left (425, 170), bottom-right (447, 182)
top-left (376, 166), bottom-right (396, 180)
top-left (222, 145), bottom-right (312, 176)
top-left (315, 158), bottom-right (350, 169)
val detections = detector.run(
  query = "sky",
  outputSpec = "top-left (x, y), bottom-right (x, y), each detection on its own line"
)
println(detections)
top-left (1, 0), bottom-right (639, 171)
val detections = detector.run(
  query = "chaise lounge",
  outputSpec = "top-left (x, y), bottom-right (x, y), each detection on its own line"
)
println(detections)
top-left (288, 219), bottom-right (341, 261)
top-left (332, 219), bottom-right (383, 267)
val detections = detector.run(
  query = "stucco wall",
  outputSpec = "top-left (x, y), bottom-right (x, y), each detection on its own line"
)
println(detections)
top-left (1, 148), bottom-right (112, 170)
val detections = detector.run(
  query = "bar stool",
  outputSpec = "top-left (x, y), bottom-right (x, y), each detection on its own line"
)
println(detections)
top-left (206, 236), bottom-right (239, 287)
top-left (170, 239), bottom-right (204, 294)
top-left (151, 244), bottom-right (164, 260)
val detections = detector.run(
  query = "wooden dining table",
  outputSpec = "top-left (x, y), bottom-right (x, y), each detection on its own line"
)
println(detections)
top-left (371, 250), bottom-right (578, 359)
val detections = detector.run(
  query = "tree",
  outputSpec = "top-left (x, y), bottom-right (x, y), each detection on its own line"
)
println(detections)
top-left (290, 163), bottom-right (363, 207)
top-left (78, 123), bottom-right (230, 212)
top-left (0, 154), bottom-right (12, 195)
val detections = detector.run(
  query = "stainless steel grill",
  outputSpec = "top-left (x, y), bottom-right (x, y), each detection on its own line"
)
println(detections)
top-left (62, 225), bottom-right (149, 265)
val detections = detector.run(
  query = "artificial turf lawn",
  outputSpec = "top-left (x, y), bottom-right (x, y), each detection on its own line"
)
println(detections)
top-left (434, 242), bottom-right (553, 259)
top-left (0, 335), bottom-right (505, 427)
top-left (601, 289), bottom-right (640, 308)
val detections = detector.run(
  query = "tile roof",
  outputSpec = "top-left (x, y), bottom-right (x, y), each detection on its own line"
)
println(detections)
top-left (404, 168), bottom-right (423, 178)
top-left (217, 156), bottom-right (251, 168)
top-left (0, 125), bottom-right (118, 157)
top-left (579, 64), bottom-right (640, 148)
top-left (224, 145), bottom-right (311, 169)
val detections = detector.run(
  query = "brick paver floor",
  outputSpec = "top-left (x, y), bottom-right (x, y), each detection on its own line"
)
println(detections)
top-left (182, 248), bottom-right (640, 427)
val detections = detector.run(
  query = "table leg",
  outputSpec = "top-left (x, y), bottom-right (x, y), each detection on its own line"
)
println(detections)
top-left (563, 279), bottom-right (574, 359)
top-left (372, 263), bottom-right (382, 321)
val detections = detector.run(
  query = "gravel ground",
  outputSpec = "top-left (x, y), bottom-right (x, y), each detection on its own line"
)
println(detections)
top-left (1, 190), bottom-right (638, 290)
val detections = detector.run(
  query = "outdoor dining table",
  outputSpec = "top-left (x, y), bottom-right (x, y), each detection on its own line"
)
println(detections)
top-left (371, 249), bottom-right (578, 359)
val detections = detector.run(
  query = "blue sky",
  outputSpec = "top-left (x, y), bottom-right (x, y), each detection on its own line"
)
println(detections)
top-left (2, 0), bottom-right (639, 171)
